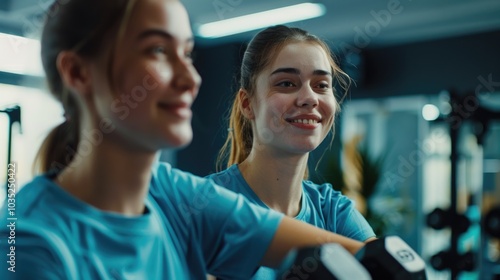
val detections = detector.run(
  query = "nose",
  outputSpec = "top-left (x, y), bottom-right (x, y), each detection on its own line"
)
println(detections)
top-left (296, 85), bottom-right (318, 108)
top-left (172, 59), bottom-right (202, 95)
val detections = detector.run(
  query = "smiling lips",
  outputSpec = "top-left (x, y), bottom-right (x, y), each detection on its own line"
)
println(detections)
top-left (290, 119), bottom-right (318, 125)
top-left (286, 115), bottom-right (321, 129)
top-left (158, 102), bottom-right (192, 119)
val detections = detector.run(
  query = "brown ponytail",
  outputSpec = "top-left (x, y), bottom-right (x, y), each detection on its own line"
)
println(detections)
top-left (33, 0), bottom-right (136, 174)
top-left (33, 121), bottom-right (78, 174)
top-left (217, 92), bottom-right (253, 171)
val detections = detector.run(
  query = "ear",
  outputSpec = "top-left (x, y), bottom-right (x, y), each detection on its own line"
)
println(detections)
top-left (239, 88), bottom-right (254, 120)
top-left (56, 51), bottom-right (92, 96)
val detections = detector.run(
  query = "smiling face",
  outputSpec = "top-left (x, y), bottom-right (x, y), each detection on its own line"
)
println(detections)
top-left (245, 42), bottom-right (337, 155)
top-left (89, 0), bottom-right (201, 151)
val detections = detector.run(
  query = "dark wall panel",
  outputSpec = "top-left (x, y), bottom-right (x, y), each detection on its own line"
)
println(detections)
top-left (353, 30), bottom-right (500, 98)
top-left (177, 43), bottom-right (243, 176)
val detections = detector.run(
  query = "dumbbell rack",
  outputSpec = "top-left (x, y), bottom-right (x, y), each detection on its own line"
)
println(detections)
top-left (426, 90), bottom-right (500, 279)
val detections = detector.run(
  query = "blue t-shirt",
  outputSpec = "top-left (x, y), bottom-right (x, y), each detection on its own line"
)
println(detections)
top-left (207, 164), bottom-right (376, 280)
top-left (0, 162), bottom-right (283, 280)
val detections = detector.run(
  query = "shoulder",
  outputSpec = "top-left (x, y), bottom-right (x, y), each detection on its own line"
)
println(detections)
top-left (205, 165), bottom-right (247, 194)
top-left (150, 161), bottom-right (218, 194)
top-left (148, 162), bottom-right (242, 212)
top-left (0, 222), bottom-right (77, 279)
top-left (204, 165), bottom-right (261, 204)
top-left (1, 175), bottom-right (64, 223)
top-left (205, 164), bottom-right (239, 187)
top-left (302, 180), bottom-right (344, 201)
top-left (2, 175), bottom-right (101, 249)
top-left (301, 181), bottom-right (375, 239)
top-left (301, 180), bottom-right (356, 215)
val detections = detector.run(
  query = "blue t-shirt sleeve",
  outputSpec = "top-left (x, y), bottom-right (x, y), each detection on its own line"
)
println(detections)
top-left (332, 195), bottom-right (376, 241)
top-left (0, 224), bottom-right (77, 280)
top-left (203, 186), bottom-right (283, 279)
top-left (152, 163), bottom-right (284, 280)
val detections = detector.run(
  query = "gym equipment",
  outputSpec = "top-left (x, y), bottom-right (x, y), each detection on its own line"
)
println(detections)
top-left (429, 251), bottom-right (475, 272)
top-left (277, 236), bottom-right (427, 280)
top-left (276, 243), bottom-right (371, 280)
top-left (355, 236), bottom-right (427, 280)
top-left (426, 207), bottom-right (471, 234)
top-left (483, 206), bottom-right (500, 238)
top-left (426, 90), bottom-right (500, 279)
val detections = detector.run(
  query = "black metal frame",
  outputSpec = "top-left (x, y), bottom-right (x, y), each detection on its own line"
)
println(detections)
top-left (0, 105), bottom-right (21, 195)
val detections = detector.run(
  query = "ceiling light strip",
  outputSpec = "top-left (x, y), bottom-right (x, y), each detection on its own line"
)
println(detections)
top-left (197, 3), bottom-right (326, 38)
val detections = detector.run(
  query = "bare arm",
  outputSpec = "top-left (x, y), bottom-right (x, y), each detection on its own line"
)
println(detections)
top-left (364, 236), bottom-right (378, 243)
top-left (261, 216), bottom-right (365, 268)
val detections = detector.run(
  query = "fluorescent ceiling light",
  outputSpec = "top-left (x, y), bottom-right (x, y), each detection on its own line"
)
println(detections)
top-left (196, 2), bottom-right (326, 38)
top-left (0, 33), bottom-right (44, 77)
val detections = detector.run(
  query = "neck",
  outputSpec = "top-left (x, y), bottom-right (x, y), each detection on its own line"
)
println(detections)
top-left (239, 148), bottom-right (308, 217)
top-left (56, 137), bottom-right (157, 216)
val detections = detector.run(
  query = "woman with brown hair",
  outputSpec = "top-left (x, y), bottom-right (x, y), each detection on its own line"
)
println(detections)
top-left (209, 25), bottom-right (376, 279)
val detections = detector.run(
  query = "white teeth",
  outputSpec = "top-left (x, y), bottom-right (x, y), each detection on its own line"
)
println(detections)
top-left (292, 119), bottom-right (318, 124)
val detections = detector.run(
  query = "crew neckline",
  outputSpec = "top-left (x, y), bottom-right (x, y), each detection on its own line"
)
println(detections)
top-left (32, 174), bottom-right (158, 235)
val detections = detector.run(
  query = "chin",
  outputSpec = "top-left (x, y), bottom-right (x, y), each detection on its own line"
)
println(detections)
top-left (170, 137), bottom-right (192, 149)
top-left (165, 129), bottom-right (193, 149)
top-left (289, 142), bottom-right (319, 154)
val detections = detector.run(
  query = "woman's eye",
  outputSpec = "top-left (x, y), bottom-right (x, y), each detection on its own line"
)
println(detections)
top-left (277, 81), bottom-right (295, 87)
top-left (151, 46), bottom-right (166, 55)
top-left (318, 83), bottom-right (330, 89)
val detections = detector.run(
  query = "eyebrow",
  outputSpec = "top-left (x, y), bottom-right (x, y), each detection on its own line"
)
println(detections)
top-left (136, 29), bottom-right (194, 44)
top-left (270, 67), bottom-right (332, 77)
